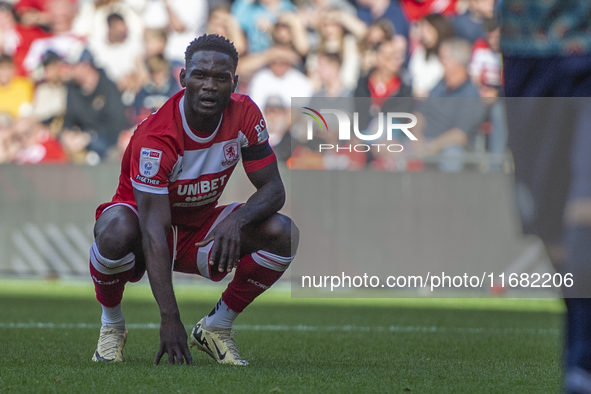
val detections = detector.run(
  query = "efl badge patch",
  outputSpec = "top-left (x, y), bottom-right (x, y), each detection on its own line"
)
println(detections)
top-left (222, 141), bottom-right (239, 167)
top-left (139, 148), bottom-right (162, 178)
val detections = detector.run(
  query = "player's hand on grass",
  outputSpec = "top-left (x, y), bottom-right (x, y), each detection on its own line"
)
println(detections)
top-left (154, 317), bottom-right (193, 366)
top-left (195, 215), bottom-right (243, 273)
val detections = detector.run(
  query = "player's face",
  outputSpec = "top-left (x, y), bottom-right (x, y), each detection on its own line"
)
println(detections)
top-left (180, 51), bottom-right (237, 119)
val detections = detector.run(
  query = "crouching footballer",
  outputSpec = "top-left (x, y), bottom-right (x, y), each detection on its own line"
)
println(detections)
top-left (89, 34), bottom-right (299, 365)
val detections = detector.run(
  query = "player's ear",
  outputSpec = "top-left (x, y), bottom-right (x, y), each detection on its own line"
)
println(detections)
top-left (232, 74), bottom-right (239, 93)
top-left (179, 68), bottom-right (186, 88)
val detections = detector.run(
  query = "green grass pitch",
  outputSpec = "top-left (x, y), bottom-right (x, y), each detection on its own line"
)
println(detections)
top-left (0, 279), bottom-right (564, 393)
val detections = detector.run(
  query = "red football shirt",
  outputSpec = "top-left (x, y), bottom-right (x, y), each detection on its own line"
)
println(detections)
top-left (401, 0), bottom-right (457, 22)
top-left (98, 90), bottom-right (276, 228)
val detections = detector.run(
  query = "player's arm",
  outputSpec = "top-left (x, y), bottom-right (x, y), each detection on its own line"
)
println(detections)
top-left (196, 146), bottom-right (285, 273)
top-left (229, 158), bottom-right (285, 230)
top-left (134, 189), bottom-right (193, 366)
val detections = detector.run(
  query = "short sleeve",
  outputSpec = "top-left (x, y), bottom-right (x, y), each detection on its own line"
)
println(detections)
top-left (240, 97), bottom-right (269, 147)
top-left (240, 97), bottom-right (276, 173)
top-left (129, 131), bottom-right (178, 194)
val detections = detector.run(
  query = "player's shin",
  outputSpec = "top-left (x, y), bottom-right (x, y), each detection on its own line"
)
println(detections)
top-left (89, 241), bottom-right (136, 310)
top-left (215, 251), bottom-right (294, 325)
top-left (89, 241), bottom-right (135, 362)
top-left (191, 252), bottom-right (294, 365)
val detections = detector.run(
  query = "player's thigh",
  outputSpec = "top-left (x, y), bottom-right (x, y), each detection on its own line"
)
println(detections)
top-left (94, 205), bottom-right (142, 260)
top-left (171, 204), bottom-right (241, 281)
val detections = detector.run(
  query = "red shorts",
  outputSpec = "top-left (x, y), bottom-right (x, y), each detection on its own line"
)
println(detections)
top-left (96, 202), bottom-right (242, 282)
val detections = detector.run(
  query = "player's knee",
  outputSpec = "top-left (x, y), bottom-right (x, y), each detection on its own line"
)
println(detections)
top-left (264, 214), bottom-right (299, 255)
top-left (95, 217), bottom-right (139, 260)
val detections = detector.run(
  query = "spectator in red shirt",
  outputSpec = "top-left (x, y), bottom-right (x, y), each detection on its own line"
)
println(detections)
top-left (469, 16), bottom-right (501, 88)
top-left (0, 1), bottom-right (49, 76)
top-left (359, 18), bottom-right (395, 76)
top-left (356, 36), bottom-right (410, 107)
top-left (11, 117), bottom-right (68, 164)
top-left (354, 36), bottom-right (411, 131)
top-left (400, 0), bottom-right (457, 22)
top-left (22, 0), bottom-right (83, 76)
top-left (14, 0), bottom-right (52, 29)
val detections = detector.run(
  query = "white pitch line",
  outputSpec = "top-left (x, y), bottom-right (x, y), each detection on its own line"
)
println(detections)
top-left (0, 322), bottom-right (560, 335)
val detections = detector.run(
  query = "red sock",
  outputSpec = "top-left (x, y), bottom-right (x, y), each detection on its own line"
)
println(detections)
top-left (222, 251), bottom-right (293, 313)
top-left (89, 242), bottom-right (136, 308)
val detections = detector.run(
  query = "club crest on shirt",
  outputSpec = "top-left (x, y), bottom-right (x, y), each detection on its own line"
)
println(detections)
top-left (139, 147), bottom-right (162, 178)
top-left (222, 141), bottom-right (239, 167)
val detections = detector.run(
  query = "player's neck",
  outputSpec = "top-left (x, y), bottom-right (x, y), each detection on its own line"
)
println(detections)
top-left (184, 104), bottom-right (222, 134)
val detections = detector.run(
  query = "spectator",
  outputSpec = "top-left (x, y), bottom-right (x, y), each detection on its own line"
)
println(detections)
top-left (311, 52), bottom-right (352, 97)
top-left (450, 0), bottom-right (495, 44)
top-left (73, 0), bottom-right (144, 53)
top-left (247, 45), bottom-right (313, 108)
top-left (297, 0), bottom-right (356, 35)
top-left (356, 0), bottom-right (410, 39)
top-left (0, 1), bottom-right (49, 76)
top-left (207, 5), bottom-right (247, 56)
top-left (14, 0), bottom-right (52, 29)
top-left (89, 13), bottom-right (144, 92)
top-left (22, 0), bottom-right (84, 76)
top-left (468, 16), bottom-right (501, 88)
top-left (237, 12), bottom-right (310, 84)
top-left (231, 0), bottom-right (296, 53)
top-left (413, 38), bottom-right (486, 172)
top-left (31, 51), bottom-right (67, 125)
top-left (11, 117), bottom-right (68, 164)
top-left (271, 13), bottom-right (310, 59)
top-left (310, 9), bottom-right (365, 90)
top-left (0, 54), bottom-right (34, 119)
top-left (359, 18), bottom-right (395, 76)
top-left (430, 38), bottom-right (480, 97)
top-left (408, 13), bottom-right (455, 97)
top-left (61, 49), bottom-right (129, 163)
top-left (237, 44), bottom-right (301, 85)
top-left (354, 36), bottom-right (411, 129)
top-left (133, 54), bottom-right (180, 123)
top-left (400, 0), bottom-right (458, 22)
top-left (143, 28), bottom-right (167, 59)
top-left (264, 95), bottom-right (299, 162)
top-left (134, 28), bottom-right (168, 88)
top-left (139, 0), bottom-right (208, 65)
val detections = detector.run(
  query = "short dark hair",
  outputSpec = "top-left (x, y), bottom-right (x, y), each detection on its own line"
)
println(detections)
top-left (184, 34), bottom-right (239, 70)
top-left (422, 13), bottom-right (455, 59)
top-left (319, 52), bottom-right (342, 67)
top-left (107, 13), bottom-right (125, 26)
top-left (42, 50), bottom-right (62, 66)
top-left (146, 54), bottom-right (170, 74)
top-left (0, 54), bottom-right (14, 66)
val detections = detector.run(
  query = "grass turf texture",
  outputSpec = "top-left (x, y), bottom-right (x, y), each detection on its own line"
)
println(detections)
top-left (0, 279), bottom-right (564, 393)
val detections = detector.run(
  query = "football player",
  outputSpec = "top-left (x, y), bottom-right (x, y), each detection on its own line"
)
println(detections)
top-left (90, 34), bottom-right (299, 366)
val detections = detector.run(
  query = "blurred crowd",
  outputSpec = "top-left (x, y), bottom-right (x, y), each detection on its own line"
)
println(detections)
top-left (0, 0), bottom-right (504, 171)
